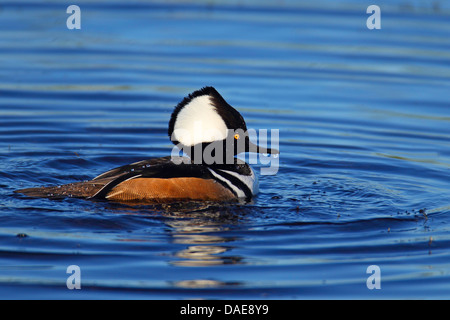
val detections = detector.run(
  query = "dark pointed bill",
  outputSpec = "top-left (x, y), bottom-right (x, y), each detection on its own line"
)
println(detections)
top-left (247, 140), bottom-right (279, 155)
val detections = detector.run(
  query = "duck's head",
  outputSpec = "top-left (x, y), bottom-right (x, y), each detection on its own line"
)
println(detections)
top-left (168, 86), bottom-right (278, 164)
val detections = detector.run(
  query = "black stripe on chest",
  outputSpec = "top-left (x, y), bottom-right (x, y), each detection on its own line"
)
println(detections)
top-left (208, 168), bottom-right (253, 200)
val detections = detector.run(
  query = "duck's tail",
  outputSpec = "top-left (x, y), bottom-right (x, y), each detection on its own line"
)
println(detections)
top-left (14, 180), bottom-right (107, 199)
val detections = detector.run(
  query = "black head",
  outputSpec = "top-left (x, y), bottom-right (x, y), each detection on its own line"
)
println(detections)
top-left (168, 86), bottom-right (278, 164)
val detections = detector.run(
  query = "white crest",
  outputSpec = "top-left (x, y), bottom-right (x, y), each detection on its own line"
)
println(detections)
top-left (172, 95), bottom-right (228, 146)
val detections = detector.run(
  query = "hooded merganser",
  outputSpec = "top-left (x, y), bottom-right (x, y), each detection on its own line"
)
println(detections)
top-left (15, 86), bottom-right (278, 203)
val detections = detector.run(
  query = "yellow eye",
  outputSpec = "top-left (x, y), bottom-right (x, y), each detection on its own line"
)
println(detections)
top-left (234, 134), bottom-right (240, 140)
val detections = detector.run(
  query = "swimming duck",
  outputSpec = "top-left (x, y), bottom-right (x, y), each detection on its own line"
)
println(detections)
top-left (15, 87), bottom-right (278, 203)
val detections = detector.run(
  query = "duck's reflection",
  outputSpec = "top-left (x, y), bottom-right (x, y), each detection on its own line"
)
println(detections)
top-left (163, 203), bottom-right (245, 267)
top-left (107, 200), bottom-right (247, 269)
top-left (167, 220), bottom-right (242, 267)
top-left (166, 207), bottom-right (246, 288)
top-left (103, 200), bottom-right (251, 289)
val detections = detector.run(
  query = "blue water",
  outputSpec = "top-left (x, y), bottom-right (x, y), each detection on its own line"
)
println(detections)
top-left (1, 0), bottom-right (450, 299)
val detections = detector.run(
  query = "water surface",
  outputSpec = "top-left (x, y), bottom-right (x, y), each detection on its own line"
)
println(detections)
top-left (0, 0), bottom-right (450, 299)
